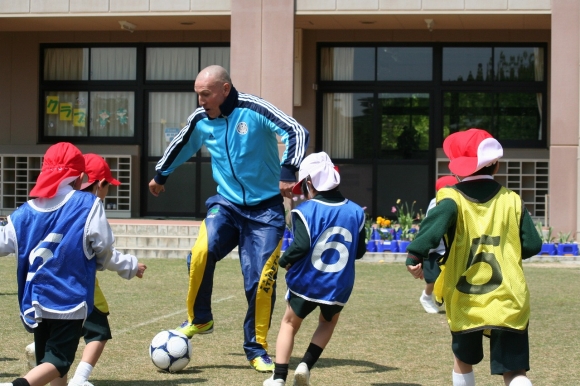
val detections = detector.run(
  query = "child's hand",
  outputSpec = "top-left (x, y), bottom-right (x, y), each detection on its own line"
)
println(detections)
top-left (406, 264), bottom-right (424, 280)
top-left (284, 264), bottom-right (291, 270)
top-left (136, 263), bottom-right (147, 278)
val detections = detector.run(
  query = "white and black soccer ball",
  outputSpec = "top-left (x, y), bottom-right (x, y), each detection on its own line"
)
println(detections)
top-left (149, 329), bottom-right (192, 373)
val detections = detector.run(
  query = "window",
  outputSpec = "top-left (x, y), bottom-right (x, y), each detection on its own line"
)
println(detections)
top-left (322, 92), bottom-right (372, 159)
top-left (320, 47), bottom-right (375, 81)
top-left (443, 46), bottom-right (544, 82)
top-left (377, 47), bottom-right (432, 81)
top-left (443, 47), bottom-right (492, 81)
top-left (41, 46), bottom-right (138, 140)
top-left (40, 44), bottom-right (230, 143)
top-left (379, 93), bottom-right (430, 159)
top-left (317, 43), bottom-right (547, 220)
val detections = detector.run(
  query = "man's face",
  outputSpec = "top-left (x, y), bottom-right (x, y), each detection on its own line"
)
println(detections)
top-left (194, 76), bottom-right (230, 119)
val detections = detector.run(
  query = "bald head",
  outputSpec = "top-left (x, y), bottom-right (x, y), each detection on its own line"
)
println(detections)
top-left (196, 65), bottom-right (231, 85)
top-left (194, 65), bottom-right (232, 118)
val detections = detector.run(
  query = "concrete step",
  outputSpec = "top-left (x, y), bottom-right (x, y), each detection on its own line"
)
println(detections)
top-left (108, 219), bottom-right (238, 259)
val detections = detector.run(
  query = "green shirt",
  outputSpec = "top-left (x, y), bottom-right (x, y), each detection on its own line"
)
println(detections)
top-left (406, 178), bottom-right (542, 266)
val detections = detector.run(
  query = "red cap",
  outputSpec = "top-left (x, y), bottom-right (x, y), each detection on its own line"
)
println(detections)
top-left (443, 128), bottom-right (503, 177)
top-left (29, 142), bottom-right (85, 198)
top-left (435, 175), bottom-right (458, 192)
top-left (80, 153), bottom-right (121, 190)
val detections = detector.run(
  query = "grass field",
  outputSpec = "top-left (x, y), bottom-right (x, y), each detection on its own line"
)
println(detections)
top-left (1, 257), bottom-right (579, 386)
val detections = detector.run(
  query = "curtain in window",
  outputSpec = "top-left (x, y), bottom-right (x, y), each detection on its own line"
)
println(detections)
top-left (44, 48), bottom-right (88, 80)
top-left (320, 47), bottom-right (354, 81)
top-left (323, 93), bottom-right (353, 159)
top-left (200, 47), bottom-right (230, 72)
top-left (321, 48), bottom-right (355, 158)
top-left (148, 92), bottom-right (198, 157)
top-left (146, 48), bottom-right (199, 80)
top-left (91, 48), bottom-right (136, 80)
top-left (534, 48), bottom-right (544, 140)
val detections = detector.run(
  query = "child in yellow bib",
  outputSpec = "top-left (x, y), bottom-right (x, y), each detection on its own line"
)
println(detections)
top-left (405, 129), bottom-right (541, 386)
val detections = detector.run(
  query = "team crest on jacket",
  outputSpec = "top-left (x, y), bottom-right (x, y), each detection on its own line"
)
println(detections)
top-left (236, 122), bottom-right (249, 135)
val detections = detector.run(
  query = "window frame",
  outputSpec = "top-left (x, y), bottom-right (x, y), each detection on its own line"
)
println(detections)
top-left (38, 42), bottom-right (230, 146)
top-left (316, 42), bottom-right (548, 151)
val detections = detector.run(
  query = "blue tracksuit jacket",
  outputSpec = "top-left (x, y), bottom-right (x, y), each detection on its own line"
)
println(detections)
top-left (154, 86), bottom-right (309, 206)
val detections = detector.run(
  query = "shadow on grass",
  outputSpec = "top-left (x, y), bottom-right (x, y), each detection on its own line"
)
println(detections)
top-left (0, 358), bottom-right (22, 380)
top-left (0, 292), bottom-right (17, 296)
top-left (92, 381), bottom-right (207, 385)
top-left (372, 383), bottom-right (422, 386)
top-left (226, 352), bottom-right (397, 373)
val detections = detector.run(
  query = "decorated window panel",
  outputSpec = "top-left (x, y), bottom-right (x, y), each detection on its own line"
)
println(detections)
top-left (44, 91), bottom-right (89, 136)
top-left (90, 91), bottom-right (135, 137)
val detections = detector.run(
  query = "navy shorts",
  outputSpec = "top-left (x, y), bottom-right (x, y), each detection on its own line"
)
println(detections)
top-left (452, 328), bottom-right (530, 375)
top-left (287, 291), bottom-right (343, 322)
top-left (34, 319), bottom-right (84, 377)
top-left (82, 309), bottom-right (112, 343)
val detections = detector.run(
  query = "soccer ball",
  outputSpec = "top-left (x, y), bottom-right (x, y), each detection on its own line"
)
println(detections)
top-left (149, 329), bottom-right (192, 373)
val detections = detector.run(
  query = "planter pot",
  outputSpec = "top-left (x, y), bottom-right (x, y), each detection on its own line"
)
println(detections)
top-left (390, 240), bottom-right (399, 252)
top-left (539, 243), bottom-right (557, 255)
top-left (398, 240), bottom-right (410, 253)
top-left (376, 240), bottom-right (386, 252)
top-left (557, 243), bottom-right (578, 256)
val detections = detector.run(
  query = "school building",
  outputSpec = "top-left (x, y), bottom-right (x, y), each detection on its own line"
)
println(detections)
top-left (0, 0), bottom-right (577, 238)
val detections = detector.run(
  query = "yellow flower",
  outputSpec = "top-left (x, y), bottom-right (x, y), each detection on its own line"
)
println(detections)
top-left (396, 199), bottom-right (401, 204)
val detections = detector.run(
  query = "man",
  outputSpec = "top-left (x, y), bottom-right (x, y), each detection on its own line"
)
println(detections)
top-left (149, 65), bottom-right (309, 372)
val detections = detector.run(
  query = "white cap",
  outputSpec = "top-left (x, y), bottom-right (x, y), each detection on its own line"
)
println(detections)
top-left (292, 151), bottom-right (340, 194)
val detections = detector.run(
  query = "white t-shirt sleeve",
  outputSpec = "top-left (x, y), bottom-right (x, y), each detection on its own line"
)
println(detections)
top-left (85, 199), bottom-right (114, 270)
top-left (0, 221), bottom-right (16, 256)
top-left (106, 248), bottom-right (139, 279)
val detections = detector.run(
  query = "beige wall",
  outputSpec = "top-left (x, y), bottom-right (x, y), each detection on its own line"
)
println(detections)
top-left (230, 0), bottom-right (294, 115)
top-left (296, 0), bottom-right (551, 11)
top-left (0, 0), bottom-right (552, 14)
top-left (0, 33), bottom-right (11, 144)
top-left (550, 0), bottom-right (580, 238)
top-left (0, 0), bottom-right (231, 13)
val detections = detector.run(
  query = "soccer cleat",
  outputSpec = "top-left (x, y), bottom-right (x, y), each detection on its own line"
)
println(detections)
top-left (68, 381), bottom-right (94, 386)
top-left (419, 293), bottom-right (440, 314)
top-left (250, 354), bottom-right (275, 373)
top-left (263, 375), bottom-right (286, 386)
top-left (25, 342), bottom-right (36, 370)
top-left (293, 362), bottom-right (310, 386)
top-left (175, 319), bottom-right (214, 338)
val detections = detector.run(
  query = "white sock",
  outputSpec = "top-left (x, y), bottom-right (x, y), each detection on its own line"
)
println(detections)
top-left (422, 290), bottom-right (431, 299)
top-left (71, 361), bottom-right (93, 383)
top-left (509, 375), bottom-right (532, 386)
top-left (453, 371), bottom-right (475, 386)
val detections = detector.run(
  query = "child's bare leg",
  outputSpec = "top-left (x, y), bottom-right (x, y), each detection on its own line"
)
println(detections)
top-left (24, 362), bottom-right (61, 386)
top-left (275, 303), bottom-right (303, 364)
top-left (80, 340), bottom-right (107, 366)
top-left (49, 375), bottom-right (67, 386)
top-left (424, 282), bottom-right (435, 296)
top-left (453, 356), bottom-right (475, 386)
top-left (310, 312), bottom-right (340, 350)
top-left (503, 370), bottom-right (531, 386)
top-left (67, 340), bottom-right (107, 385)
